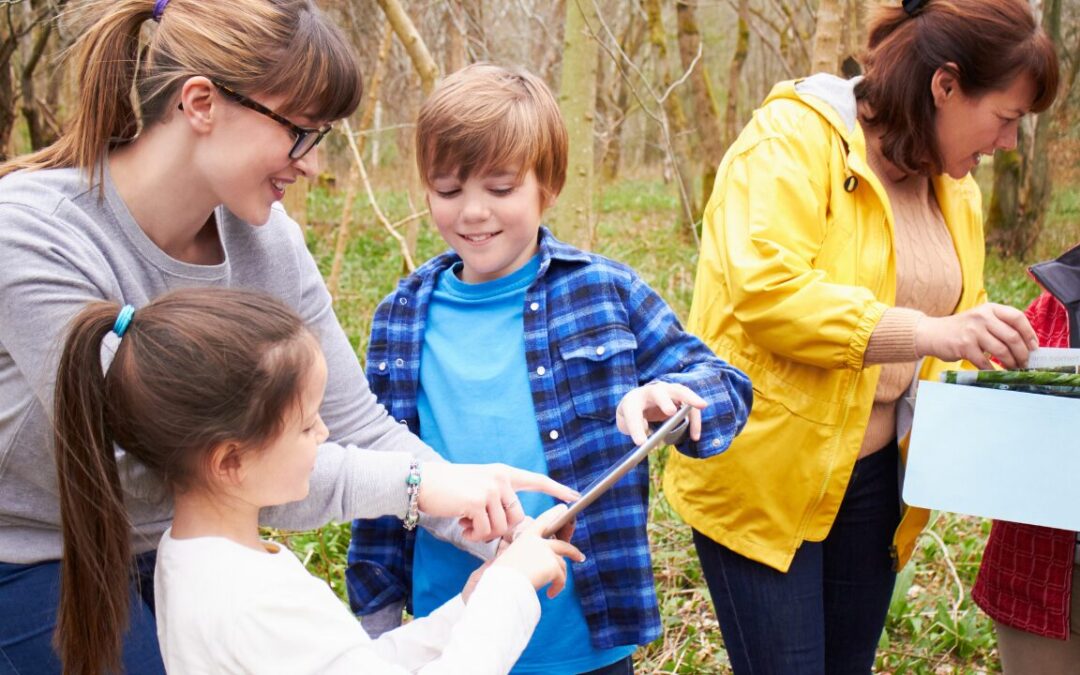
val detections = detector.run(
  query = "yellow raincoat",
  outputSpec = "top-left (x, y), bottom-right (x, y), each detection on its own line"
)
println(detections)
top-left (664, 76), bottom-right (987, 572)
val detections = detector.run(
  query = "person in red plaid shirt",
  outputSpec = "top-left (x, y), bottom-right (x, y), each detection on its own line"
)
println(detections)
top-left (973, 287), bottom-right (1080, 672)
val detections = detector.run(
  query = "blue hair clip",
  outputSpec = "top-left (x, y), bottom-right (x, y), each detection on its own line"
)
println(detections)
top-left (902, 0), bottom-right (926, 16)
top-left (113, 305), bottom-right (135, 338)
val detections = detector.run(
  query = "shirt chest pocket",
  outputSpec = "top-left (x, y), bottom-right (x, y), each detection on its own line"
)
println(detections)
top-left (556, 325), bottom-right (639, 422)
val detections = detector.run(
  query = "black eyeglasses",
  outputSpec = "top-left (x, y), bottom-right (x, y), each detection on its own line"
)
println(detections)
top-left (179, 81), bottom-right (332, 160)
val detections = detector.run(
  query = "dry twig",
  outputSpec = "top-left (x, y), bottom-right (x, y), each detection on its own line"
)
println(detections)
top-left (341, 118), bottom-right (420, 272)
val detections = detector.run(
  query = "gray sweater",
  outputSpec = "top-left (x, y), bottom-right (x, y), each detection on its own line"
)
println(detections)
top-left (0, 166), bottom-right (437, 564)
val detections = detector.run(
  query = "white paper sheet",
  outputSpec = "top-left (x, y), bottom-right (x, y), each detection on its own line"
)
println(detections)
top-left (903, 380), bottom-right (1080, 531)
top-left (1027, 347), bottom-right (1080, 370)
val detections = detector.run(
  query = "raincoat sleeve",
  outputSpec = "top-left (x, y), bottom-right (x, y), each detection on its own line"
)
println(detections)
top-left (698, 105), bottom-right (888, 370)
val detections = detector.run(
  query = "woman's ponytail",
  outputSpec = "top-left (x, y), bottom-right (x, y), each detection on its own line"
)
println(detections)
top-left (53, 301), bottom-right (135, 675)
top-left (0, 0), bottom-right (363, 184)
top-left (0, 0), bottom-right (153, 182)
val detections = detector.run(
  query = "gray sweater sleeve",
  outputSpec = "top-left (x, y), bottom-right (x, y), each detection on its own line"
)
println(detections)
top-left (0, 177), bottom-right (451, 560)
top-left (259, 216), bottom-right (490, 552)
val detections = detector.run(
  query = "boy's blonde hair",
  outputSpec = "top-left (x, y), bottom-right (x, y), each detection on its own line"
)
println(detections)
top-left (416, 63), bottom-right (567, 203)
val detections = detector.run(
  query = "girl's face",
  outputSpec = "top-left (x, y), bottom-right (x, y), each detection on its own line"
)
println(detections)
top-left (200, 89), bottom-right (324, 226)
top-left (934, 73), bottom-right (1037, 180)
top-left (241, 341), bottom-right (329, 507)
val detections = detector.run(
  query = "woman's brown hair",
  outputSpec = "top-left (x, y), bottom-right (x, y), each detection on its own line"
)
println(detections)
top-left (0, 0), bottom-right (362, 184)
top-left (53, 287), bottom-right (315, 675)
top-left (855, 0), bottom-right (1059, 175)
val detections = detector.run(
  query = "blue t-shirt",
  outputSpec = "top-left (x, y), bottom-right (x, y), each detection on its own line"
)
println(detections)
top-left (412, 256), bottom-right (634, 674)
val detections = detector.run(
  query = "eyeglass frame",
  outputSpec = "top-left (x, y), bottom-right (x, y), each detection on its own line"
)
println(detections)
top-left (177, 80), bottom-right (332, 160)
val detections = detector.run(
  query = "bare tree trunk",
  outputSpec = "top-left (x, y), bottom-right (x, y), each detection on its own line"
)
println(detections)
top-left (0, 0), bottom-right (71, 159)
top-left (0, 60), bottom-right (14, 162)
top-left (810, 0), bottom-right (844, 75)
top-left (1013, 0), bottom-right (1061, 254)
top-left (281, 176), bottom-right (310, 228)
top-left (842, 0), bottom-right (867, 70)
top-left (444, 0), bottom-right (484, 74)
top-left (460, 0), bottom-right (486, 63)
top-left (376, 0), bottom-right (439, 96)
top-left (556, 0), bottom-right (599, 249)
top-left (326, 18), bottom-right (395, 298)
top-left (359, 22), bottom-right (395, 159)
top-left (600, 7), bottom-right (645, 181)
top-left (21, 1), bottom-right (63, 150)
top-left (645, 0), bottom-right (696, 228)
top-left (985, 0), bottom-right (1061, 258)
top-left (536, 0), bottom-right (568, 84)
top-left (445, 2), bottom-right (467, 75)
top-left (676, 0), bottom-right (724, 211)
top-left (986, 147), bottom-right (1024, 255)
top-left (374, 0), bottom-right (436, 267)
top-left (724, 0), bottom-right (750, 150)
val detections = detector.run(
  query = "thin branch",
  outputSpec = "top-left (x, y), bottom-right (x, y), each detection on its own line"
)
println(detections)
top-left (34, 94), bottom-right (62, 137)
top-left (919, 528), bottom-right (965, 618)
top-left (739, 3), bottom-right (797, 79)
top-left (325, 170), bottom-right (357, 301)
top-left (587, 0), bottom-right (700, 243)
top-left (354, 122), bottom-right (415, 136)
top-left (659, 42), bottom-right (702, 105)
top-left (762, 0), bottom-right (812, 66)
top-left (341, 119), bottom-right (417, 273)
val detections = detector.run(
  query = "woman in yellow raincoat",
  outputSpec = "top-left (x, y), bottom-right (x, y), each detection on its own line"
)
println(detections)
top-left (664, 0), bottom-right (1059, 672)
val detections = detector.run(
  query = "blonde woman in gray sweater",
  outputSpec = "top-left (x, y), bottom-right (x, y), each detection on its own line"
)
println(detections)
top-left (0, 1), bottom-right (575, 672)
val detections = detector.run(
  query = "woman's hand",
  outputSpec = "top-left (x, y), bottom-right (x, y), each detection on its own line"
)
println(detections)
top-left (914, 303), bottom-right (1039, 370)
top-left (616, 382), bottom-right (707, 445)
top-left (490, 505), bottom-right (585, 599)
top-left (418, 462), bottom-right (579, 542)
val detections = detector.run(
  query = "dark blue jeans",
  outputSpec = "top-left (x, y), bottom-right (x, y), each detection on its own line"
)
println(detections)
top-left (0, 551), bottom-right (164, 675)
top-left (693, 441), bottom-right (901, 675)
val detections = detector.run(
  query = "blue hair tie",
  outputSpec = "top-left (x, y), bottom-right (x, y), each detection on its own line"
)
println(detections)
top-left (902, 0), bottom-right (926, 16)
top-left (152, 0), bottom-right (170, 22)
top-left (113, 305), bottom-right (135, 338)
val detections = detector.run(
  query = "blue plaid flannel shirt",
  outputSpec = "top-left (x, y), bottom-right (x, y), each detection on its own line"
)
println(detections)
top-left (347, 227), bottom-right (752, 648)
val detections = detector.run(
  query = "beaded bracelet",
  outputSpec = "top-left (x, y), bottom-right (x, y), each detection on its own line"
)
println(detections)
top-left (403, 460), bottom-right (422, 530)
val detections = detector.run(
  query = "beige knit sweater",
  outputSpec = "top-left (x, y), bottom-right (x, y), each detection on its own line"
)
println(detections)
top-left (859, 149), bottom-right (963, 457)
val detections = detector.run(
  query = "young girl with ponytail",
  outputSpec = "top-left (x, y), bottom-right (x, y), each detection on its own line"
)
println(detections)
top-left (0, 1), bottom-right (574, 671)
top-left (52, 288), bottom-right (580, 675)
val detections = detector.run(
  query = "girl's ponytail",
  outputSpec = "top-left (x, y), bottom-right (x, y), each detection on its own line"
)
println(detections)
top-left (51, 288), bottom-right (315, 674)
top-left (0, 0), bottom-right (153, 182)
top-left (53, 301), bottom-right (134, 675)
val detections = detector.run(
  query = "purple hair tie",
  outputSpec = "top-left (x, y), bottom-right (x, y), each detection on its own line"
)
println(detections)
top-left (152, 0), bottom-right (170, 22)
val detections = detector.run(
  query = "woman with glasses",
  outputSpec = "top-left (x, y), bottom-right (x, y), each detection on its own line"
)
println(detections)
top-left (0, 1), bottom-right (576, 672)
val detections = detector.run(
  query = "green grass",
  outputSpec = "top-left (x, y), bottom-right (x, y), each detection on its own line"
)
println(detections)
top-left (273, 174), bottom-right (1078, 674)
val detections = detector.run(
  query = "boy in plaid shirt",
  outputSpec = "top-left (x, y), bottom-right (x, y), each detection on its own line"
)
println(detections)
top-left (348, 63), bottom-right (752, 674)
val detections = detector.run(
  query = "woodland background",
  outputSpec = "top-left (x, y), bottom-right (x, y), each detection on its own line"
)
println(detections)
top-left (4, 0), bottom-right (1080, 672)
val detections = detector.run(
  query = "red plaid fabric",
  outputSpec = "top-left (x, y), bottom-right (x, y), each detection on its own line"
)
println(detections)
top-left (971, 291), bottom-right (1076, 639)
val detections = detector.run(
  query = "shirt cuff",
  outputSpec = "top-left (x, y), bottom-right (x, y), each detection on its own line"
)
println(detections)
top-left (864, 307), bottom-right (924, 364)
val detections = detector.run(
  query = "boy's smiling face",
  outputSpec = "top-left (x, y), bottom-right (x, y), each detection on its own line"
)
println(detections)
top-left (427, 168), bottom-right (546, 284)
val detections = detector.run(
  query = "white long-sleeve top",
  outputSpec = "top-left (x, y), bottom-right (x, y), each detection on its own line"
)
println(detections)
top-left (155, 529), bottom-right (539, 674)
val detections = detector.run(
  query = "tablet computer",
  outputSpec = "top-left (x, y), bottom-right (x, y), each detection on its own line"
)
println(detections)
top-left (542, 404), bottom-right (692, 537)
